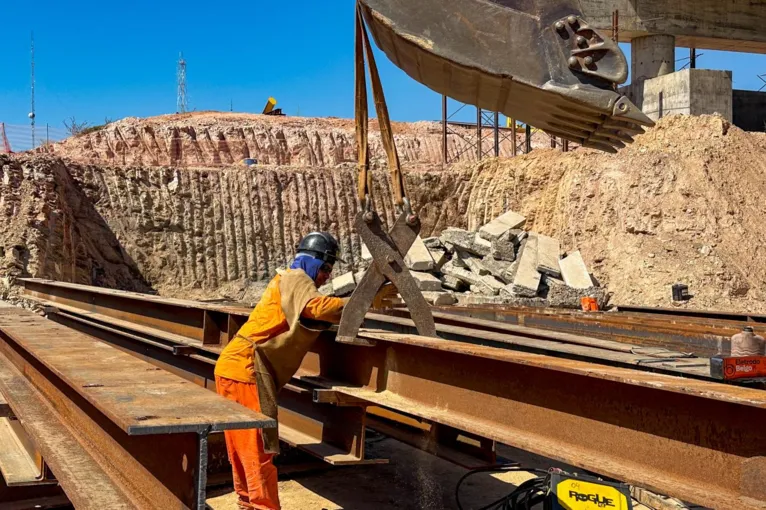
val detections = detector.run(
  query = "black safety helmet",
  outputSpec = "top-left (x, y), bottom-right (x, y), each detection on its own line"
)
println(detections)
top-left (297, 232), bottom-right (344, 264)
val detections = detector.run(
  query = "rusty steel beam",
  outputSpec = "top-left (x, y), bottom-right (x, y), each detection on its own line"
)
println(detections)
top-left (42, 304), bottom-right (387, 467)
top-left (21, 279), bottom-right (712, 377)
top-left (298, 331), bottom-right (766, 509)
top-left (424, 304), bottom-right (738, 357)
top-left (614, 304), bottom-right (766, 324)
top-left (362, 312), bottom-right (711, 379)
top-left (18, 279), bottom-right (766, 508)
top-left (0, 308), bottom-right (272, 509)
top-left (19, 280), bottom-right (501, 469)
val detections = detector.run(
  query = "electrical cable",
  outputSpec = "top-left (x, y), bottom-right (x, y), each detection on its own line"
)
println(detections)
top-left (455, 464), bottom-right (550, 510)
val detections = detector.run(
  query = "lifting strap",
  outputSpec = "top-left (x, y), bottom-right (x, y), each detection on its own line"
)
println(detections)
top-left (355, 3), bottom-right (407, 212)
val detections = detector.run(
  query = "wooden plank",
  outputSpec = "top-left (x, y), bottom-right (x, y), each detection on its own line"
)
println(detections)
top-left (0, 309), bottom-right (275, 436)
top-left (0, 418), bottom-right (41, 486)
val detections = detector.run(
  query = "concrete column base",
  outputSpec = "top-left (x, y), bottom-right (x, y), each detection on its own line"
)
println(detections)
top-left (632, 35), bottom-right (676, 81)
top-left (621, 69), bottom-right (733, 122)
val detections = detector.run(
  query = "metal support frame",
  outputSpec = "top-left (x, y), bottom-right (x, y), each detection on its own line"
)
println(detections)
top-left (440, 96), bottom-right (576, 159)
top-left (441, 95), bottom-right (515, 164)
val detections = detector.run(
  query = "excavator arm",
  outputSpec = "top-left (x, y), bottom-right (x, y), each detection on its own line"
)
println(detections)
top-left (338, 1), bottom-right (652, 345)
top-left (358, 0), bottom-right (653, 152)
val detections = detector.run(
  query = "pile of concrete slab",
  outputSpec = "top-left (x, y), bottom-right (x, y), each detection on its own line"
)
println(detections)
top-left (325, 210), bottom-right (607, 308)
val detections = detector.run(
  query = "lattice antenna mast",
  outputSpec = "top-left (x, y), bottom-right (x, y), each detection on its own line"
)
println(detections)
top-left (29, 31), bottom-right (36, 148)
top-left (177, 52), bottom-right (187, 113)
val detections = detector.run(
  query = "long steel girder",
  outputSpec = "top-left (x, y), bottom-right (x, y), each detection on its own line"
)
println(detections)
top-left (18, 278), bottom-right (766, 509)
top-left (0, 306), bottom-right (273, 509)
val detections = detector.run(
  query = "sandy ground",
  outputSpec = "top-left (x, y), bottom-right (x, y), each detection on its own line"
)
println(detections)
top-left (206, 438), bottom-right (652, 510)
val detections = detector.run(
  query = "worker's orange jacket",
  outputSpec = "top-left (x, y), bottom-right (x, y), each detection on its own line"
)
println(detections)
top-left (215, 270), bottom-right (346, 383)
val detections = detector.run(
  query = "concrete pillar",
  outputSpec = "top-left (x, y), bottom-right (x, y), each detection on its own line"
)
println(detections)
top-left (631, 35), bottom-right (676, 82)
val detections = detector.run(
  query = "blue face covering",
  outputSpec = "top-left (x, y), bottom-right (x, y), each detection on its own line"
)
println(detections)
top-left (290, 253), bottom-right (327, 281)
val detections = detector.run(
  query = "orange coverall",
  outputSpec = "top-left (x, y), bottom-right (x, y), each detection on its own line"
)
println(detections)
top-left (214, 270), bottom-right (345, 510)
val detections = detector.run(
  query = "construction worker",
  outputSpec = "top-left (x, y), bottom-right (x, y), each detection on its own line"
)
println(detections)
top-left (214, 232), bottom-right (348, 510)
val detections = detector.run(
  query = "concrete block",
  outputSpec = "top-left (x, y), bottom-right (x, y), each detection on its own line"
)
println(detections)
top-left (458, 294), bottom-right (547, 307)
top-left (472, 234), bottom-right (492, 257)
top-left (510, 237), bottom-right (541, 298)
top-left (536, 234), bottom-right (561, 278)
top-left (482, 256), bottom-right (512, 282)
top-left (543, 275), bottom-right (609, 309)
top-left (452, 252), bottom-right (469, 269)
top-left (481, 275), bottom-right (505, 293)
top-left (478, 221), bottom-right (511, 242)
top-left (318, 283), bottom-right (334, 296)
top-left (429, 248), bottom-right (448, 270)
top-left (440, 228), bottom-right (476, 253)
top-left (457, 295), bottom-right (509, 306)
top-left (332, 271), bottom-right (356, 296)
top-left (490, 236), bottom-right (517, 262)
top-left (422, 237), bottom-right (444, 250)
top-left (404, 236), bottom-right (435, 271)
top-left (560, 251), bottom-right (593, 290)
top-left (625, 68), bottom-right (733, 122)
top-left (440, 274), bottom-right (467, 292)
top-left (422, 291), bottom-right (457, 306)
top-left (502, 257), bottom-right (519, 284)
top-left (409, 271), bottom-right (443, 292)
top-left (470, 283), bottom-right (499, 296)
top-left (478, 210), bottom-right (526, 241)
top-left (440, 228), bottom-right (490, 257)
top-left (442, 260), bottom-right (482, 286)
top-left (457, 251), bottom-right (490, 276)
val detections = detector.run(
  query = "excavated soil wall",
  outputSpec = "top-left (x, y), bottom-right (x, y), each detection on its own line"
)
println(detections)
top-left (6, 114), bottom-right (766, 312)
top-left (1, 154), bottom-right (469, 301)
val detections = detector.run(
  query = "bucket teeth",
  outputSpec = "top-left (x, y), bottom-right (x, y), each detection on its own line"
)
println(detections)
top-left (582, 141), bottom-right (618, 154)
top-left (612, 97), bottom-right (654, 127)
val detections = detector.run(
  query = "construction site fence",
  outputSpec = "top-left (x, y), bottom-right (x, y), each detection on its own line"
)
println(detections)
top-left (1, 123), bottom-right (69, 153)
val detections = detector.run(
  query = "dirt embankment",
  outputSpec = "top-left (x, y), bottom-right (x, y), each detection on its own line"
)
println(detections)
top-left (47, 111), bottom-right (535, 168)
top-left (7, 114), bottom-right (766, 312)
top-left (1, 154), bottom-right (468, 301)
top-left (0, 156), bottom-right (150, 301)
top-left (463, 115), bottom-right (766, 311)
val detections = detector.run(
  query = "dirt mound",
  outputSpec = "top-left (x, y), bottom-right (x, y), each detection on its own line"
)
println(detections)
top-left (46, 111), bottom-right (542, 169)
top-left (8, 114), bottom-right (766, 313)
top-left (463, 114), bottom-right (766, 311)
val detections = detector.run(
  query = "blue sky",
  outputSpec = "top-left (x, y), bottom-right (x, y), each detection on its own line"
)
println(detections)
top-left (1, 0), bottom-right (765, 141)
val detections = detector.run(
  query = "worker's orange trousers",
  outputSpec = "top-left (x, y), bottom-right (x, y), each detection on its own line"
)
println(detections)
top-left (215, 376), bottom-right (280, 510)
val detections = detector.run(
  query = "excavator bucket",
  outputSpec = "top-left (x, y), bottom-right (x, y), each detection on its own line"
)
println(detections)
top-left (358, 0), bottom-right (654, 152)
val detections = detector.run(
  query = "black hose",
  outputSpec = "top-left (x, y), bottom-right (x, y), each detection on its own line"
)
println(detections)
top-left (455, 464), bottom-right (549, 510)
